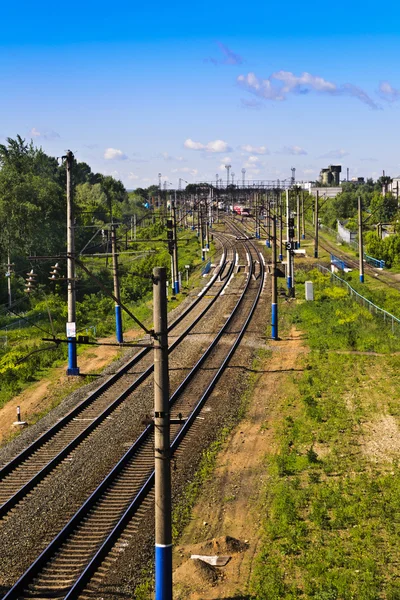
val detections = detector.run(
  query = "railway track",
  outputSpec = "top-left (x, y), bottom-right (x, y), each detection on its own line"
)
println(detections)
top-left (0, 236), bottom-right (236, 520)
top-left (2, 234), bottom-right (265, 599)
top-left (306, 225), bottom-right (400, 290)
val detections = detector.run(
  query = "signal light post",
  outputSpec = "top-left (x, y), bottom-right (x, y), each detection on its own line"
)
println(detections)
top-left (153, 266), bottom-right (172, 600)
top-left (65, 150), bottom-right (80, 376)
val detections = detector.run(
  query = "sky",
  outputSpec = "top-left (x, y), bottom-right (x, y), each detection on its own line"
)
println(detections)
top-left (1, 0), bottom-right (400, 189)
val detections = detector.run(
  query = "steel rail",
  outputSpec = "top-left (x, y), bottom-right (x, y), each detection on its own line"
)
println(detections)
top-left (0, 239), bottom-right (234, 519)
top-left (3, 237), bottom-right (264, 600)
top-left (66, 235), bottom-right (265, 599)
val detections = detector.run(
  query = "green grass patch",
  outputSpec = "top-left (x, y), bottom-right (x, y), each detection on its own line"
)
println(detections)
top-left (252, 271), bottom-right (400, 599)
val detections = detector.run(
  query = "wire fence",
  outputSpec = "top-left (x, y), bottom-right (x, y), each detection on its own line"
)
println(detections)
top-left (316, 264), bottom-right (400, 335)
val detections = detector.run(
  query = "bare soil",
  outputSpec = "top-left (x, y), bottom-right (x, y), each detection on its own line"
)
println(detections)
top-left (172, 327), bottom-right (305, 599)
top-left (0, 328), bottom-right (141, 444)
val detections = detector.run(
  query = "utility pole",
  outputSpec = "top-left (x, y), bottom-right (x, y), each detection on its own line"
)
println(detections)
top-left (296, 193), bottom-right (300, 248)
top-left (6, 251), bottom-right (13, 308)
top-left (153, 266), bottom-right (172, 600)
top-left (172, 194), bottom-right (179, 294)
top-left (65, 150), bottom-right (79, 376)
top-left (286, 190), bottom-right (292, 293)
top-left (358, 196), bottom-right (364, 283)
top-left (314, 191), bottom-right (319, 259)
top-left (301, 191), bottom-right (305, 240)
top-left (271, 215), bottom-right (278, 340)
top-left (111, 224), bottom-right (123, 343)
top-left (278, 191), bottom-right (283, 261)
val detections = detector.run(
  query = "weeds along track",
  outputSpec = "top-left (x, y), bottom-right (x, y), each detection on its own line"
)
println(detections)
top-left (0, 236), bottom-right (236, 519)
top-left (305, 225), bottom-right (400, 290)
top-left (2, 234), bottom-right (265, 600)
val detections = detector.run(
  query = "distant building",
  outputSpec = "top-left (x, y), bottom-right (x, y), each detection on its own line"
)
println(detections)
top-left (301, 182), bottom-right (341, 198)
top-left (319, 165), bottom-right (342, 186)
top-left (389, 177), bottom-right (400, 199)
top-left (351, 177), bottom-right (365, 183)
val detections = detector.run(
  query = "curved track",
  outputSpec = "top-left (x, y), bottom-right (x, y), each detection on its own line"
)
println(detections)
top-left (0, 236), bottom-right (235, 519)
top-left (2, 234), bottom-right (265, 600)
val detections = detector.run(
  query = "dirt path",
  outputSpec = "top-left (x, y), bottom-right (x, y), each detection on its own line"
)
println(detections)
top-left (173, 328), bottom-right (306, 599)
top-left (0, 326), bottom-right (142, 444)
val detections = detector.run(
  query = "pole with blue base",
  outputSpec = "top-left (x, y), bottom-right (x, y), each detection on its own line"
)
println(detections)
top-left (272, 215), bottom-right (278, 340)
top-left (65, 150), bottom-right (79, 376)
top-left (153, 267), bottom-right (172, 600)
top-left (172, 194), bottom-right (180, 294)
top-left (358, 196), bottom-right (364, 284)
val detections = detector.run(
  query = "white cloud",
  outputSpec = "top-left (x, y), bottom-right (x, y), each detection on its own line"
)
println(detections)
top-left (378, 81), bottom-right (400, 102)
top-left (29, 127), bottom-right (60, 140)
top-left (238, 70), bottom-right (380, 109)
top-left (241, 144), bottom-right (269, 155)
top-left (128, 172), bottom-right (139, 180)
top-left (319, 149), bottom-right (349, 159)
top-left (171, 167), bottom-right (198, 176)
top-left (161, 152), bottom-right (186, 162)
top-left (184, 138), bottom-right (231, 153)
top-left (279, 146), bottom-right (308, 156)
top-left (104, 148), bottom-right (128, 160)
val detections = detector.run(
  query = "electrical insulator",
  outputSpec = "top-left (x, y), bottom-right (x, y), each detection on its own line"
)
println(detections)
top-left (25, 269), bottom-right (37, 294)
top-left (49, 262), bottom-right (61, 281)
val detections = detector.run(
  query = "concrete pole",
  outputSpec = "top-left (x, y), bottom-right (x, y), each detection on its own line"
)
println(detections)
top-left (66, 151), bottom-right (79, 376)
top-left (266, 193), bottom-right (271, 248)
top-left (358, 196), bottom-right (364, 283)
top-left (301, 192), bottom-right (305, 239)
top-left (7, 251), bottom-right (12, 308)
top-left (111, 224), bottom-right (123, 343)
top-left (134, 213), bottom-right (137, 241)
top-left (286, 190), bottom-right (292, 292)
top-left (271, 215), bottom-right (278, 340)
top-left (314, 191), bottom-right (319, 259)
top-left (296, 193), bottom-right (300, 248)
top-left (153, 267), bottom-right (172, 600)
top-left (172, 194), bottom-right (179, 294)
top-left (279, 191), bottom-right (283, 261)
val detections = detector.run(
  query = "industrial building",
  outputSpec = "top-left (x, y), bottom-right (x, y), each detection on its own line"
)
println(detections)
top-left (319, 165), bottom-right (342, 186)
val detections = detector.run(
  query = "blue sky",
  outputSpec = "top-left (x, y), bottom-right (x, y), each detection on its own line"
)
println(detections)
top-left (1, 0), bottom-right (400, 188)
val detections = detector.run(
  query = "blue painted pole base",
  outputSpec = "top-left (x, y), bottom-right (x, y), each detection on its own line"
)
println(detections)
top-left (360, 274), bottom-right (364, 283)
top-left (271, 302), bottom-right (278, 340)
top-left (266, 240), bottom-right (271, 248)
top-left (287, 276), bottom-right (292, 290)
top-left (174, 280), bottom-right (179, 294)
top-left (279, 254), bottom-right (283, 261)
top-left (302, 234), bottom-right (305, 239)
top-left (155, 543), bottom-right (172, 600)
top-left (115, 305), bottom-right (123, 343)
top-left (67, 338), bottom-right (79, 376)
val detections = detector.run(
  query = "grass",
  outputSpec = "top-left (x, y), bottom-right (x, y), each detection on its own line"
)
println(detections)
top-left (251, 270), bottom-right (400, 599)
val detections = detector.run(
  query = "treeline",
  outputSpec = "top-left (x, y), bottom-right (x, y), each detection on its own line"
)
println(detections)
top-left (0, 136), bottom-right (149, 305)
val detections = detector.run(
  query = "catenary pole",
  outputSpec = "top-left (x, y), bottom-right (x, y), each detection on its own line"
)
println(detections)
top-left (301, 191), bottom-right (305, 239)
top-left (296, 193), bottom-right (300, 248)
top-left (65, 150), bottom-right (79, 376)
top-left (153, 266), bottom-right (172, 600)
top-left (271, 215), bottom-right (278, 340)
top-left (358, 196), bottom-right (364, 283)
top-left (172, 193), bottom-right (179, 294)
top-left (286, 190), bottom-right (292, 292)
top-left (314, 191), bottom-right (319, 259)
top-left (111, 224), bottom-right (123, 343)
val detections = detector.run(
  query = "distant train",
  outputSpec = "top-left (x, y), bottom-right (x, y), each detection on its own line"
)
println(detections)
top-left (232, 205), bottom-right (251, 217)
